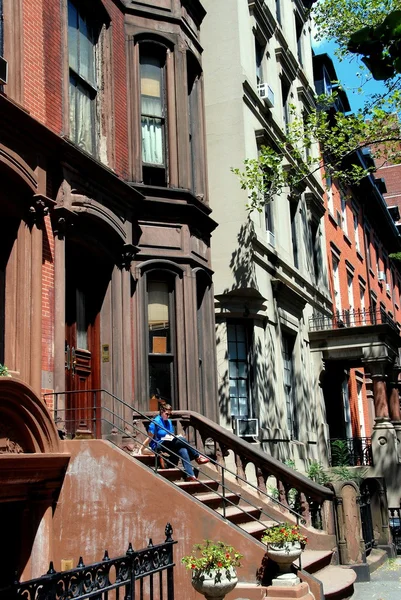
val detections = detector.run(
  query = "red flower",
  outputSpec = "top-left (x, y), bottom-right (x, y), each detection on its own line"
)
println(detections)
top-left (226, 553), bottom-right (230, 558)
top-left (191, 564), bottom-right (196, 570)
top-left (217, 562), bottom-right (223, 567)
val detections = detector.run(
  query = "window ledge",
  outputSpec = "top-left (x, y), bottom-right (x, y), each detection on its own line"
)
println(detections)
top-left (356, 250), bottom-right (364, 262)
top-left (343, 233), bottom-right (352, 246)
top-left (369, 268), bottom-right (375, 279)
top-left (328, 212), bottom-right (338, 227)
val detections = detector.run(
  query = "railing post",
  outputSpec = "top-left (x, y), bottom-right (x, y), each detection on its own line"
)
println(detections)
top-left (221, 465), bottom-right (226, 519)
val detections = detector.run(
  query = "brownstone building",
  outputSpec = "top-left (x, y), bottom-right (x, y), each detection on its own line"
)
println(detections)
top-left (0, 0), bottom-right (220, 587)
top-left (0, 0), bottom-right (217, 419)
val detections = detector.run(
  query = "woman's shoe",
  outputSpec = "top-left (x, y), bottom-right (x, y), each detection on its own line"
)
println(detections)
top-left (196, 456), bottom-right (210, 465)
top-left (186, 475), bottom-right (198, 481)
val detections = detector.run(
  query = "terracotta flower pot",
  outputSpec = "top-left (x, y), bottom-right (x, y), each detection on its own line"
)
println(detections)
top-left (266, 542), bottom-right (302, 574)
top-left (191, 567), bottom-right (238, 600)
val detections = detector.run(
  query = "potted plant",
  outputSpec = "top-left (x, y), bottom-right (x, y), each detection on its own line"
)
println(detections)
top-left (182, 539), bottom-right (242, 600)
top-left (0, 364), bottom-right (11, 377)
top-left (261, 522), bottom-right (307, 574)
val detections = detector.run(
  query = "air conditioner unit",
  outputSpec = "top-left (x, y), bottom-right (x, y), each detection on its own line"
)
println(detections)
top-left (257, 83), bottom-right (274, 108)
top-left (378, 271), bottom-right (386, 282)
top-left (0, 56), bottom-right (8, 85)
top-left (233, 417), bottom-right (259, 439)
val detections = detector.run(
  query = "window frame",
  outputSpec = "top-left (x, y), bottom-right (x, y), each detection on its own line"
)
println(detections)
top-left (67, 0), bottom-right (99, 155)
top-left (282, 332), bottom-right (298, 440)
top-left (227, 321), bottom-right (252, 420)
top-left (146, 271), bottom-right (177, 403)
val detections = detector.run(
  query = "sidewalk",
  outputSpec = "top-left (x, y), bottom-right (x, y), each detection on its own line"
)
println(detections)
top-left (352, 557), bottom-right (401, 600)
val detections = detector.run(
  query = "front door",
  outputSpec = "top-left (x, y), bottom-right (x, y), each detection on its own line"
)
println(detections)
top-left (65, 250), bottom-right (103, 436)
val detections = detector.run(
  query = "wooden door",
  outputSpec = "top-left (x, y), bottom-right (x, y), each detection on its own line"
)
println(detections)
top-left (65, 262), bottom-right (101, 437)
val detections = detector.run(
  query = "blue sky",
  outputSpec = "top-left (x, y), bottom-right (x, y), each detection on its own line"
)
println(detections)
top-left (312, 39), bottom-right (387, 113)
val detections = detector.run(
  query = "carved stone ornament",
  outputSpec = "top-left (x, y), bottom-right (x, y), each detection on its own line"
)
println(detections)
top-left (0, 423), bottom-right (25, 454)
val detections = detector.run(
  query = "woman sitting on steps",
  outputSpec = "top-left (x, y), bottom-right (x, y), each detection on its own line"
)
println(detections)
top-left (142, 404), bottom-right (209, 481)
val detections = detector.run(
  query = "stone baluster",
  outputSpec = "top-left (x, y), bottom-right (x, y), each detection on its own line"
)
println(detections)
top-left (277, 479), bottom-right (289, 511)
top-left (235, 453), bottom-right (247, 482)
top-left (299, 492), bottom-right (311, 527)
top-left (256, 466), bottom-right (269, 494)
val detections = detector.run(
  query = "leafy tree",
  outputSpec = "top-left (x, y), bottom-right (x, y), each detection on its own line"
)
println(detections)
top-left (232, 2), bottom-right (401, 214)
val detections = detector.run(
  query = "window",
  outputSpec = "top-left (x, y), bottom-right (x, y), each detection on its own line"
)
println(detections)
top-left (310, 220), bottom-right (321, 283)
top-left (359, 284), bottom-right (366, 323)
top-left (332, 255), bottom-right (341, 312)
top-left (347, 273), bottom-right (354, 310)
top-left (295, 15), bottom-right (303, 67)
top-left (68, 0), bottom-right (98, 154)
top-left (371, 293), bottom-right (377, 324)
top-left (275, 0), bottom-right (282, 26)
top-left (281, 77), bottom-right (290, 132)
top-left (353, 211), bottom-right (361, 253)
top-left (342, 377), bottom-right (352, 438)
top-left (265, 202), bottom-right (275, 247)
top-left (140, 45), bottom-right (167, 186)
top-left (228, 323), bottom-right (250, 418)
top-left (374, 242), bottom-right (380, 275)
top-left (290, 199), bottom-right (299, 268)
top-left (187, 54), bottom-right (202, 195)
top-left (326, 172), bottom-right (334, 215)
top-left (255, 37), bottom-right (264, 85)
top-left (364, 227), bottom-right (372, 269)
top-left (282, 333), bottom-right (297, 439)
top-left (147, 275), bottom-right (175, 401)
top-left (340, 194), bottom-right (348, 236)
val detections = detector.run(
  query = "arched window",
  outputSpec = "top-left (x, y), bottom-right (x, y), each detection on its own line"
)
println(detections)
top-left (147, 271), bottom-right (176, 401)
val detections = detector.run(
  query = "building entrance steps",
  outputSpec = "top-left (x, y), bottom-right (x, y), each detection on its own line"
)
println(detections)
top-left (132, 451), bottom-right (356, 600)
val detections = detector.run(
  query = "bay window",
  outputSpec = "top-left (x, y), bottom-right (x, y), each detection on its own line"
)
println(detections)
top-left (140, 45), bottom-right (167, 186)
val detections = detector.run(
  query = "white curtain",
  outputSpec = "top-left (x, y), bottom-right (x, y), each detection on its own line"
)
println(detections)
top-left (141, 94), bottom-right (163, 165)
top-left (69, 78), bottom-right (94, 154)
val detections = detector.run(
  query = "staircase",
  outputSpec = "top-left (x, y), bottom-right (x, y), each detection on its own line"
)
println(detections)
top-left (134, 454), bottom-right (356, 599)
top-left (48, 389), bottom-right (357, 599)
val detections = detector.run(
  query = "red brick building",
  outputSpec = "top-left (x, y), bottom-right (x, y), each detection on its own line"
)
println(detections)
top-left (312, 54), bottom-right (401, 467)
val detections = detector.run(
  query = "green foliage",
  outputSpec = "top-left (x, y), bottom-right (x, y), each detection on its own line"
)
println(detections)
top-left (306, 461), bottom-right (330, 485)
top-left (331, 466), bottom-right (368, 487)
top-left (0, 364), bottom-right (10, 377)
top-left (330, 439), bottom-right (351, 466)
top-left (181, 540), bottom-right (242, 572)
top-left (261, 523), bottom-right (308, 546)
top-left (232, 104), bottom-right (401, 212)
top-left (312, 0), bottom-right (401, 59)
top-left (347, 10), bottom-right (401, 80)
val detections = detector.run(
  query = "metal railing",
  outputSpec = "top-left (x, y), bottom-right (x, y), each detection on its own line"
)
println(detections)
top-left (45, 389), bottom-right (335, 564)
top-left (0, 524), bottom-right (176, 600)
top-left (389, 507), bottom-right (401, 554)
top-left (309, 307), bottom-right (399, 333)
top-left (329, 437), bottom-right (373, 467)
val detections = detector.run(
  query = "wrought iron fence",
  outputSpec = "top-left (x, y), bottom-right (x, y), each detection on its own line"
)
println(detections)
top-left (359, 483), bottom-right (375, 554)
top-left (389, 507), bottom-right (401, 554)
top-left (329, 438), bottom-right (373, 467)
top-left (1, 524), bottom-right (176, 600)
top-left (309, 307), bottom-right (399, 332)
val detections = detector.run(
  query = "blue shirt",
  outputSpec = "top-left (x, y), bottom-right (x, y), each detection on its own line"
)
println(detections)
top-left (148, 415), bottom-right (174, 451)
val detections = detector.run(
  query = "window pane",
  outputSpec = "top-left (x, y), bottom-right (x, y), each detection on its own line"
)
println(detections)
top-left (236, 342), bottom-right (246, 360)
top-left (227, 324), bottom-right (236, 342)
top-left (76, 289), bottom-right (87, 350)
top-left (148, 280), bottom-right (170, 353)
top-left (229, 362), bottom-right (238, 379)
top-left (78, 15), bottom-right (95, 85)
top-left (69, 78), bottom-right (94, 153)
top-left (68, 2), bottom-right (78, 72)
top-left (230, 397), bottom-right (239, 416)
top-left (149, 360), bottom-right (172, 401)
top-left (229, 380), bottom-right (238, 397)
top-left (238, 362), bottom-right (247, 378)
top-left (141, 117), bottom-right (163, 165)
top-left (228, 342), bottom-right (237, 359)
top-left (141, 58), bottom-right (162, 110)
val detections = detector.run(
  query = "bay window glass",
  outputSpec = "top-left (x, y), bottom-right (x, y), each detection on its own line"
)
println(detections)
top-left (140, 46), bottom-right (165, 171)
top-left (68, 1), bottom-right (97, 154)
top-left (147, 275), bottom-right (175, 401)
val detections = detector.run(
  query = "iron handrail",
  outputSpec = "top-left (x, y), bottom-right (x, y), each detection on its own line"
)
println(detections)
top-left (45, 389), bottom-right (332, 546)
top-left (45, 388), bottom-right (333, 503)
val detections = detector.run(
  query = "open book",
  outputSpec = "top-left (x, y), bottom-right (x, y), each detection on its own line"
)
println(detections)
top-left (162, 434), bottom-right (174, 442)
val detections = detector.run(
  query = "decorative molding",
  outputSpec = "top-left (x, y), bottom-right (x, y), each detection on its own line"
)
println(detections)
top-left (121, 243), bottom-right (139, 270)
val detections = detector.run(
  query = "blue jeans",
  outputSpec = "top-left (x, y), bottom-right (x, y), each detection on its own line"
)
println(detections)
top-left (159, 436), bottom-right (199, 477)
